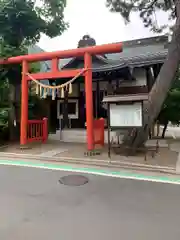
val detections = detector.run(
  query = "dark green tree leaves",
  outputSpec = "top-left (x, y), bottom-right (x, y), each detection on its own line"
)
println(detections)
top-left (0, 0), bottom-right (68, 52)
top-left (106, 0), bottom-right (175, 32)
top-left (0, 0), bottom-right (68, 141)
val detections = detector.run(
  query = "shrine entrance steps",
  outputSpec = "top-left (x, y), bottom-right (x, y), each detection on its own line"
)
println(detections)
top-left (48, 129), bottom-right (125, 144)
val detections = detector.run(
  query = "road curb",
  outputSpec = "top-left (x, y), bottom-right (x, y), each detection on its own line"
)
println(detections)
top-left (0, 152), bottom-right (176, 175)
top-left (0, 159), bottom-right (180, 185)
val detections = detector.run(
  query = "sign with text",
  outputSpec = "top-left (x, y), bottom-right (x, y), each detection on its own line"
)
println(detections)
top-left (110, 102), bottom-right (143, 127)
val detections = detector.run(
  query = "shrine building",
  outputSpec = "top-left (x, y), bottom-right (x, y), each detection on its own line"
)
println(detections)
top-left (32, 34), bottom-right (168, 143)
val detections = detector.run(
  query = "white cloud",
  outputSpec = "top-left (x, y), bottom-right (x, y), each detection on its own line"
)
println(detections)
top-left (38, 0), bottom-right (170, 51)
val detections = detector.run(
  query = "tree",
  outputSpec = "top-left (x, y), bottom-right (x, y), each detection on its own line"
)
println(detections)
top-left (157, 75), bottom-right (180, 138)
top-left (0, 0), bottom-right (68, 141)
top-left (106, 0), bottom-right (176, 33)
top-left (106, 0), bottom-right (180, 149)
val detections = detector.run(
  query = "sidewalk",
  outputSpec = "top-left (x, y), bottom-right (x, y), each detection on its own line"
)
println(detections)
top-left (0, 139), bottom-right (179, 174)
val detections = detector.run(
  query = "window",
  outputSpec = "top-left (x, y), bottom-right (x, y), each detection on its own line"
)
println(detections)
top-left (68, 102), bottom-right (77, 114)
top-left (57, 99), bottom-right (78, 119)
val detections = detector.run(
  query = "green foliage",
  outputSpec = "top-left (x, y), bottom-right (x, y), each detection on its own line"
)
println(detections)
top-left (29, 62), bottom-right (40, 73)
top-left (106, 0), bottom-right (176, 33)
top-left (0, 0), bottom-right (67, 140)
top-left (158, 72), bottom-right (180, 125)
top-left (0, 0), bottom-right (68, 86)
top-left (0, 0), bottom-right (68, 62)
top-left (0, 108), bottom-right (8, 127)
top-left (0, 0), bottom-right (68, 46)
top-left (0, 77), bottom-right (9, 141)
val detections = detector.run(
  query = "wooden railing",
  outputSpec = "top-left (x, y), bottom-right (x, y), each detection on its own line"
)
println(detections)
top-left (94, 118), bottom-right (105, 147)
top-left (27, 118), bottom-right (48, 143)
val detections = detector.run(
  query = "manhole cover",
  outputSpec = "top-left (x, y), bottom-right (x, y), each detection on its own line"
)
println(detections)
top-left (59, 175), bottom-right (89, 186)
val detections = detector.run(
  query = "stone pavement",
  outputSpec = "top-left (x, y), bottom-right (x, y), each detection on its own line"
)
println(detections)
top-left (0, 141), bottom-right (69, 155)
top-left (0, 139), bottom-right (179, 173)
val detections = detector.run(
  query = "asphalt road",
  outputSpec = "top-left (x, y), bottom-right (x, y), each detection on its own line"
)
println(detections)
top-left (0, 165), bottom-right (180, 240)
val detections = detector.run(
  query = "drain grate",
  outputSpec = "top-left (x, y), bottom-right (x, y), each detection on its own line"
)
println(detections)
top-left (59, 175), bottom-right (89, 186)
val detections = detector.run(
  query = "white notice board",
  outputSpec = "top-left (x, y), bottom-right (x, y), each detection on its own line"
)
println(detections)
top-left (110, 102), bottom-right (143, 127)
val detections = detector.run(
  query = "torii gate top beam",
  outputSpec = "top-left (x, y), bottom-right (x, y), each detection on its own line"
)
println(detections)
top-left (0, 43), bottom-right (123, 64)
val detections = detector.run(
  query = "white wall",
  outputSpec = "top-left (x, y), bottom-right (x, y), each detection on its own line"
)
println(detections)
top-left (119, 68), bottom-right (146, 87)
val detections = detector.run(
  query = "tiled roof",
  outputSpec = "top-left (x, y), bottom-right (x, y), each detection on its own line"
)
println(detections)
top-left (61, 36), bottom-right (168, 70)
top-left (74, 49), bottom-right (168, 73)
top-left (28, 35), bottom-right (168, 72)
top-left (27, 36), bottom-right (168, 96)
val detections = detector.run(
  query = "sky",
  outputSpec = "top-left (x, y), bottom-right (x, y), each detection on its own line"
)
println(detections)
top-left (38, 0), bottom-right (170, 52)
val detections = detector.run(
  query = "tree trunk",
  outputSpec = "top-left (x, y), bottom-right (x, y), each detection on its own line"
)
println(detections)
top-left (7, 66), bottom-right (22, 142)
top-left (8, 83), bottom-right (21, 141)
top-left (123, 1), bottom-right (180, 149)
top-left (8, 84), bottom-right (17, 141)
top-left (161, 123), bottom-right (168, 139)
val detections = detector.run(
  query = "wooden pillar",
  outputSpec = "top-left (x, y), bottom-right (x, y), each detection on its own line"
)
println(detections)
top-left (84, 52), bottom-right (94, 151)
top-left (20, 60), bottom-right (29, 145)
top-left (52, 58), bottom-right (59, 72)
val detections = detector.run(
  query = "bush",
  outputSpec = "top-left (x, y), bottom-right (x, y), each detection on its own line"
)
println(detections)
top-left (0, 108), bottom-right (9, 142)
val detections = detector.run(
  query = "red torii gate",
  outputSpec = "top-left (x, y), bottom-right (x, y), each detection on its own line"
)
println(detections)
top-left (0, 43), bottom-right (123, 151)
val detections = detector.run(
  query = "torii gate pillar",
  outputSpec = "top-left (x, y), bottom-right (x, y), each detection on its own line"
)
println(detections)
top-left (20, 60), bottom-right (29, 146)
top-left (84, 52), bottom-right (94, 150)
top-left (0, 42), bottom-right (123, 151)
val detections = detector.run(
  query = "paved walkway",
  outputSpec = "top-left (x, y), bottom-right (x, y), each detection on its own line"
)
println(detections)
top-left (0, 139), bottom-right (179, 172)
top-left (0, 164), bottom-right (180, 240)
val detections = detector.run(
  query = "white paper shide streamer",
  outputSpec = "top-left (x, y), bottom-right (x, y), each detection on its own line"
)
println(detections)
top-left (26, 69), bottom-right (87, 100)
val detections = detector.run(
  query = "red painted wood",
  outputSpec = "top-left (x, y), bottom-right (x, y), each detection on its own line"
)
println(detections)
top-left (0, 43), bottom-right (123, 64)
top-left (51, 58), bottom-right (59, 72)
top-left (84, 52), bottom-right (94, 151)
top-left (20, 61), bottom-right (29, 145)
top-left (27, 118), bottom-right (48, 143)
top-left (43, 118), bottom-right (48, 143)
top-left (27, 69), bottom-right (85, 81)
top-left (94, 118), bottom-right (105, 146)
top-left (4, 42), bottom-right (122, 150)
